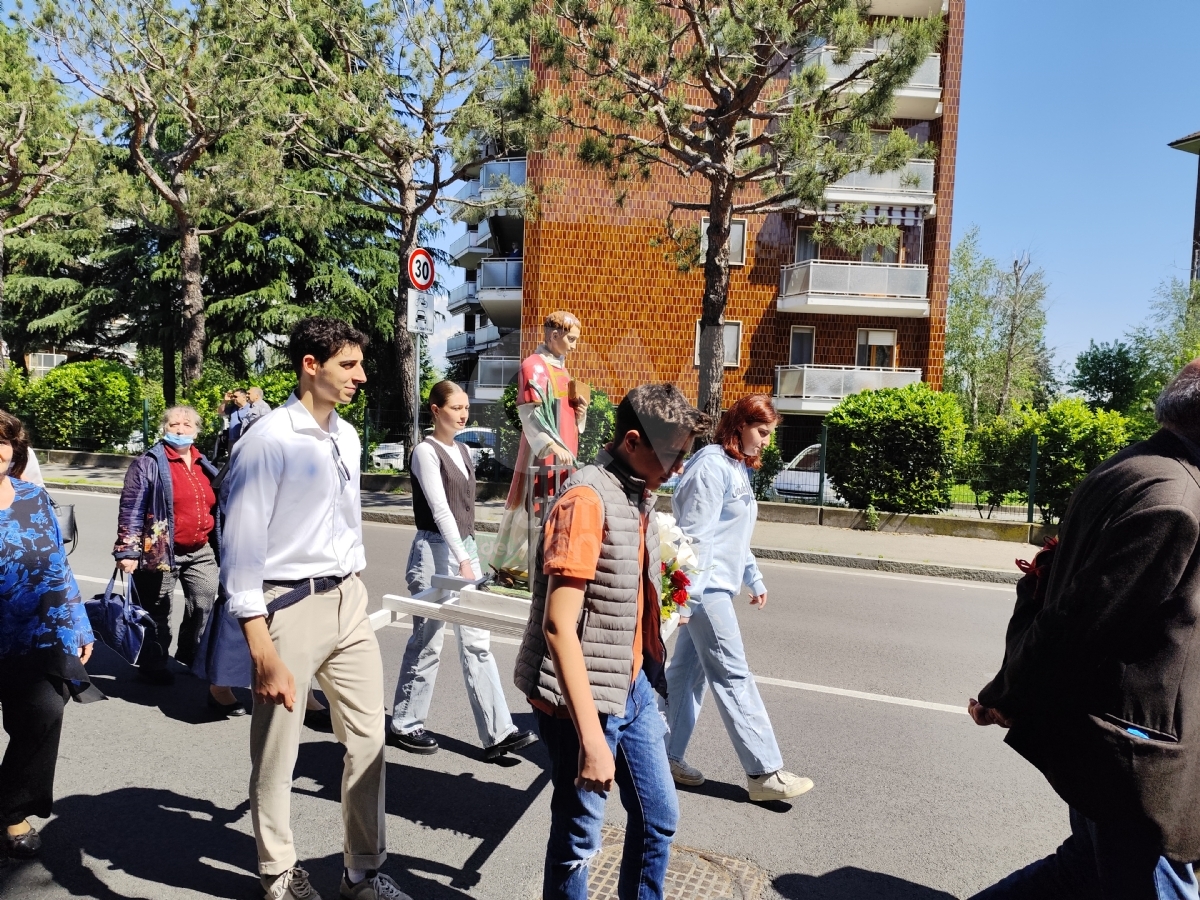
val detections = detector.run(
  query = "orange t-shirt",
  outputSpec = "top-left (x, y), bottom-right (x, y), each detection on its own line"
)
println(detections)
top-left (531, 485), bottom-right (652, 715)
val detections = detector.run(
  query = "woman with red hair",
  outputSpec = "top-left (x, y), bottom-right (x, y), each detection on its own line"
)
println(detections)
top-left (663, 394), bottom-right (814, 803)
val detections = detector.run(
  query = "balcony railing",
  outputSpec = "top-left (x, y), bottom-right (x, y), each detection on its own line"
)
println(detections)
top-left (810, 47), bottom-right (941, 90)
top-left (446, 332), bottom-right (476, 356)
top-left (479, 159), bottom-right (527, 194)
top-left (474, 323), bottom-right (504, 347)
top-left (448, 281), bottom-right (478, 314)
top-left (456, 179), bottom-right (481, 203)
top-left (780, 259), bottom-right (927, 300)
top-left (478, 356), bottom-right (520, 388)
top-left (774, 365), bottom-right (922, 401)
top-left (828, 159), bottom-right (934, 197)
top-left (479, 259), bottom-right (523, 290)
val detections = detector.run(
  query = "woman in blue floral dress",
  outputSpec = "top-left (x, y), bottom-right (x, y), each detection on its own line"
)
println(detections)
top-left (0, 410), bottom-right (95, 861)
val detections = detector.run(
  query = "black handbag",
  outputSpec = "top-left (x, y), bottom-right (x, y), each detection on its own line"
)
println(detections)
top-left (50, 497), bottom-right (78, 555)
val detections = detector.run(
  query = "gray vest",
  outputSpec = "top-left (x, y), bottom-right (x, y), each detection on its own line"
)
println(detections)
top-left (514, 451), bottom-right (665, 716)
top-left (412, 439), bottom-right (475, 538)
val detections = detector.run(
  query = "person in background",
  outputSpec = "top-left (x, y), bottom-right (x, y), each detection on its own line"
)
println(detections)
top-left (247, 386), bottom-right (272, 423)
top-left (113, 406), bottom-right (241, 716)
top-left (0, 409), bottom-right (96, 861)
top-left (226, 389), bottom-right (251, 447)
top-left (663, 394), bottom-right (814, 803)
top-left (967, 361), bottom-right (1200, 898)
top-left (514, 384), bottom-right (710, 900)
top-left (21, 447), bottom-right (43, 486)
top-left (389, 380), bottom-right (536, 759)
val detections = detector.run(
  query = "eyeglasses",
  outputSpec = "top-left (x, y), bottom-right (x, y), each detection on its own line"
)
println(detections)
top-left (329, 436), bottom-right (352, 489)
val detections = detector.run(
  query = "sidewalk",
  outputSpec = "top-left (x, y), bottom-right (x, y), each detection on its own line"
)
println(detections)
top-left (44, 463), bottom-right (1022, 584)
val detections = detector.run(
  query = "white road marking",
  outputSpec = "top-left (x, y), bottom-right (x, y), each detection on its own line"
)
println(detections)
top-left (755, 674), bottom-right (967, 714)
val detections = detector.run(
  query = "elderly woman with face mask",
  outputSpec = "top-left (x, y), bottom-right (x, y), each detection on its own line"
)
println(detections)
top-left (113, 406), bottom-right (239, 715)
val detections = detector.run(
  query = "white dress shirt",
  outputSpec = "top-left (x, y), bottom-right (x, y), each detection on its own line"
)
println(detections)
top-left (410, 437), bottom-right (473, 568)
top-left (220, 394), bottom-right (366, 620)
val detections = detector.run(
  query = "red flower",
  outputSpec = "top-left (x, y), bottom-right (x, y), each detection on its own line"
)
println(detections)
top-left (661, 561), bottom-right (668, 574)
top-left (671, 588), bottom-right (688, 606)
top-left (669, 569), bottom-right (690, 590)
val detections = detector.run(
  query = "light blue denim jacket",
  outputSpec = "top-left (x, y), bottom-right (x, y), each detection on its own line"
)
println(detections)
top-left (671, 444), bottom-right (767, 617)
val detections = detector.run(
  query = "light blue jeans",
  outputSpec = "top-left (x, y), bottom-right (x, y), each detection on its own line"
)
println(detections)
top-left (662, 591), bottom-right (783, 777)
top-left (391, 531), bottom-right (516, 748)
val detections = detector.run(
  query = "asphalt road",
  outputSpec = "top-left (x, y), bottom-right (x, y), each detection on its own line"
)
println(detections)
top-left (0, 489), bottom-right (1068, 900)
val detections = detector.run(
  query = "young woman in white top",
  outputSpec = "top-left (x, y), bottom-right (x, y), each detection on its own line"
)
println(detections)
top-left (388, 381), bottom-right (537, 759)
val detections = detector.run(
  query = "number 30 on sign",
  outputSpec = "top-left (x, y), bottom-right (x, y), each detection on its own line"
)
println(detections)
top-left (407, 248), bottom-right (435, 291)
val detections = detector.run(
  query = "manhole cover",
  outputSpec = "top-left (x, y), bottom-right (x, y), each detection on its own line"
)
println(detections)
top-left (587, 825), bottom-right (769, 900)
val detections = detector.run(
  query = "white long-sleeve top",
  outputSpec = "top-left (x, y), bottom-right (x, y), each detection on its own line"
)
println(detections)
top-left (220, 394), bottom-right (366, 620)
top-left (410, 436), bottom-right (477, 574)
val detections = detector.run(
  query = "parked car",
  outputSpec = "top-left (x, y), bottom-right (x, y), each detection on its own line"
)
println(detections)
top-left (772, 444), bottom-right (843, 505)
top-left (416, 426), bottom-right (500, 467)
top-left (371, 442), bottom-right (405, 471)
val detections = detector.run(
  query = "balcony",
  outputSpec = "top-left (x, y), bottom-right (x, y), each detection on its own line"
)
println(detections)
top-left (778, 259), bottom-right (929, 316)
top-left (825, 159), bottom-right (934, 207)
top-left (474, 323), bottom-right (511, 350)
top-left (448, 280), bottom-right (479, 316)
top-left (483, 56), bottom-right (530, 101)
top-left (809, 47), bottom-right (942, 119)
top-left (869, 0), bottom-right (946, 15)
top-left (479, 159), bottom-right (527, 199)
top-left (477, 259), bottom-right (522, 328)
top-left (471, 356), bottom-right (521, 401)
top-left (446, 332), bottom-right (476, 359)
top-left (449, 220), bottom-right (491, 269)
top-left (774, 365), bottom-right (923, 413)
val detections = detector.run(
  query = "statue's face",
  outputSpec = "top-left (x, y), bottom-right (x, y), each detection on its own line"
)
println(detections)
top-left (546, 324), bottom-right (581, 358)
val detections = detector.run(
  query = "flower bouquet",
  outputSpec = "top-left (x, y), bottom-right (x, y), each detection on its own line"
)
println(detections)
top-left (657, 512), bottom-right (699, 623)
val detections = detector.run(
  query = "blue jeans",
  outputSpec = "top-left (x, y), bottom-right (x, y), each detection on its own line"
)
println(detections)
top-left (536, 672), bottom-right (678, 900)
top-left (662, 591), bottom-right (783, 777)
top-left (972, 808), bottom-right (1199, 900)
top-left (391, 531), bottom-right (515, 748)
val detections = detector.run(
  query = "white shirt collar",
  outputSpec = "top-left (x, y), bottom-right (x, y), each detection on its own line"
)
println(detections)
top-left (284, 392), bottom-right (341, 439)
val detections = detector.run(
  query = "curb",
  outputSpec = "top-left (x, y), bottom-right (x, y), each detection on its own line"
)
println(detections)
top-left (51, 483), bottom-right (1019, 585)
top-left (751, 545), bottom-right (1020, 584)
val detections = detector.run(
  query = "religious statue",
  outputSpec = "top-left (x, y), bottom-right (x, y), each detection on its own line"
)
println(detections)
top-left (489, 310), bottom-right (589, 579)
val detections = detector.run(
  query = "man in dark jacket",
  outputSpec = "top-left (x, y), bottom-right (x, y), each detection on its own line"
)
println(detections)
top-left (969, 361), bottom-right (1200, 899)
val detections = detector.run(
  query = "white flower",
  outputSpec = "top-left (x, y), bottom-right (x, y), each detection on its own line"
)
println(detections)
top-left (657, 513), bottom-right (698, 572)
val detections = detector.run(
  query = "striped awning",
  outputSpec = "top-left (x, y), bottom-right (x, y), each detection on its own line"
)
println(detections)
top-left (821, 204), bottom-right (924, 226)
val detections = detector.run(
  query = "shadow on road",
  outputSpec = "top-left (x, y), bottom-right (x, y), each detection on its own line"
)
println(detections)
top-left (0, 787), bottom-right (257, 900)
top-left (774, 868), bottom-right (957, 899)
top-left (675, 778), bottom-right (795, 812)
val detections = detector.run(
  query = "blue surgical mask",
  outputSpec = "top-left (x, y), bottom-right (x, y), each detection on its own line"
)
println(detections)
top-left (162, 432), bottom-right (195, 449)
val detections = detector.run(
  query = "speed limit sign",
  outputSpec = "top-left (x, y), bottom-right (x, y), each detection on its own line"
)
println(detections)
top-left (407, 248), bottom-right (435, 291)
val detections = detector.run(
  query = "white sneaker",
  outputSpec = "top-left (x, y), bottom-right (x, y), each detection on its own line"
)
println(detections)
top-left (670, 759), bottom-right (705, 786)
top-left (264, 867), bottom-right (321, 900)
top-left (747, 769), bottom-right (814, 802)
top-left (339, 871), bottom-right (413, 900)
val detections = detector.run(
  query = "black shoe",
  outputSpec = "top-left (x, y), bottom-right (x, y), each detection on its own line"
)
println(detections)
top-left (3, 825), bottom-right (41, 859)
top-left (207, 693), bottom-right (247, 718)
top-left (136, 667), bottom-right (175, 686)
top-left (387, 728), bottom-right (439, 755)
top-left (304, 707), bottom-right (332, 731)
top-left (484, 729), bottom-right (539, 761)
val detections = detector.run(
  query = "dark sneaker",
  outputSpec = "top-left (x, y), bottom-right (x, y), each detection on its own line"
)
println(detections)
top-left (263, 866), bottom-right (321, 900)
top-left (483, 729), bottom-right (539, 761)
top-left (304, 707), bottom-right (333, 731)
top-left (387, 728), bottom-right (439, 755)
top-left (340, 871), bottom-right (411, 899)
top-left (208, 693), bottom-right (248, 718)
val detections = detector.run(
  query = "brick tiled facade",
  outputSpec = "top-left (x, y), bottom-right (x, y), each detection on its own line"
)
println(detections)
top-left (498, 2), bottom-right (964, 412)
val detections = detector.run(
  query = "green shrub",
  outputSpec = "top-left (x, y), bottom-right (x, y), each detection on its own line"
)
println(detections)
top-left (24, 360), bottom-right (144, 451)
top-left (972, 399), bottom-right (1130, 523)
top-left (751, 431), bottom-right (783, 501)
top-left (824, 383), bottom-right (966, 513)
top-left (0, 365), bottom-right (30, 419)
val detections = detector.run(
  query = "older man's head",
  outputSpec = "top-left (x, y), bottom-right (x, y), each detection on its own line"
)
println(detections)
top-left (248, 386), bottom-right (264, 403)
top-left (1155, 358), bottom-right (1200, 443)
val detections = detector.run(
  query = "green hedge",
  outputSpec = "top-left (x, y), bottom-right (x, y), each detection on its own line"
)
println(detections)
top-left (19, 360), bottom-right (145, 451)
top-left (825, 383), bottom-right (965, 513)
top-left (501, 380), bottom-right (614, 467)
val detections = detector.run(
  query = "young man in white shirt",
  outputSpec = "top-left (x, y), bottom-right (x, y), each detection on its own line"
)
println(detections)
top-left (221, 318), bottom-right (409, 900)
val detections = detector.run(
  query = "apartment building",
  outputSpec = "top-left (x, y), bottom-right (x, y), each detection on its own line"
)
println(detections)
top-left (1169, 129), bottom-right (1200, 281)
top-left (447, 0), bottom-right (964, 454)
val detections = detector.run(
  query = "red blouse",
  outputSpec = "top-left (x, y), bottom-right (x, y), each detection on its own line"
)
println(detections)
top-left (164, 444), bottom-right (216, 552)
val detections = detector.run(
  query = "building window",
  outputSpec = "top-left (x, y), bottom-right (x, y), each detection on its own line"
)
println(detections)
top-left (861, 242), bottom-right (898, 264)
top-left (789, 326), bottom-right (815, 366)
top-left (700, 217), bottom-right (748, 266)
top-left (694, 320), bottom-right (742, 368)
top-left (795, 228), bottom-right (818, 263)
top-left (857, 329), bottom-right (897, 368)
top-left (27, 351), bottom-right (67, 380)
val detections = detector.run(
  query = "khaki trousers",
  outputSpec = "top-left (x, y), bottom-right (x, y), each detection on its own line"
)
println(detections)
top-left (249, 574), bottom-right (387, 876)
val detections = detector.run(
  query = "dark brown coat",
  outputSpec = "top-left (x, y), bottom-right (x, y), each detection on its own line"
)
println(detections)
top-left (979, 429), bottom-right (1200, 859)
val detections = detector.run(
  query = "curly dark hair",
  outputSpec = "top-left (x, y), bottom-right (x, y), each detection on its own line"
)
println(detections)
top-left (613, 384), bottom-right (711, 449)
top-left (288, 317), bottom-right (370, 375)
top-left (0, 408), bottom-right (31, 479)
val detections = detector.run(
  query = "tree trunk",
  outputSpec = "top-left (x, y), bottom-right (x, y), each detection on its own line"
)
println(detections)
top-left (161, 312), bottom-right (177, 407)
top-left (0, 226), bottom-right (7, 366)
top-left (696, 181), bottom-right (735, 427)
top-left (179, 224), bottom-right (205, 385)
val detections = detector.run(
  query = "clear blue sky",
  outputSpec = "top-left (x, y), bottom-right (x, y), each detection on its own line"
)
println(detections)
top-left (953, 0), bottom-right (1200, 370)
